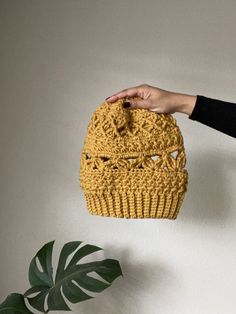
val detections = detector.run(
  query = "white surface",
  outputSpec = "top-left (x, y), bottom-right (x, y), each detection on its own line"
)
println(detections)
top-left (1, 1), bottom-right (236, 313)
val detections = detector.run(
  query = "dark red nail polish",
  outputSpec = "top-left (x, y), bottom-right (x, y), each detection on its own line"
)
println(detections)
top-left (106, 95), bottom-right (114, 100)
top-left (123, 102), bottom-right (131, 108)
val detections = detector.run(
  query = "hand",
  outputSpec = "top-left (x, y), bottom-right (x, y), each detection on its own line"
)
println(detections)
top-left (105, 83), bottom-right (197, 115)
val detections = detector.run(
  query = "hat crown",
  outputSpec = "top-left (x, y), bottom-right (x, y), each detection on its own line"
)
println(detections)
top-left (83, 97), bottom-right (184, 158)
top-left (79, 97), bottom-right (188, 219)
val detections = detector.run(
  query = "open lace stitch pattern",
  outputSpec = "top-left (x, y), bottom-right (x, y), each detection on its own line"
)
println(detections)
top-left (79, 97), bottom-right (188, 219)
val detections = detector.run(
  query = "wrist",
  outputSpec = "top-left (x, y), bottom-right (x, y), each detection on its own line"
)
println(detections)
top-left (176, 93), bottom-right (197, 115)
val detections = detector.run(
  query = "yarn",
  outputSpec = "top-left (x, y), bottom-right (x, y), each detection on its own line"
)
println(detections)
top-left (79, 96), bottom-right (188, 219)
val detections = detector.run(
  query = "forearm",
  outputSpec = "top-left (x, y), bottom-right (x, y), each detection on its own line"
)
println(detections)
top-left (172, 92), bottom-right (197, 115)
top-left (173, 92), bottom-right (236, 138)
top-left (188, 95), bottom-right (236, 138)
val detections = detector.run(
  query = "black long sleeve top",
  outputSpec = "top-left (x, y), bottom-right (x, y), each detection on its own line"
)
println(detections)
top-left (188, 95), bottom-right (236, 138)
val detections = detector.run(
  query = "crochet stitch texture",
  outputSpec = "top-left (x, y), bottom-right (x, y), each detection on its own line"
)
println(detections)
top-left (79, 97), bottom-right (188, 219)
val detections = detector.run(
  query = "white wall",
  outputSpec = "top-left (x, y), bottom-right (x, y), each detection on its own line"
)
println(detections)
top-left (1, 1), bottom-right (236, 313)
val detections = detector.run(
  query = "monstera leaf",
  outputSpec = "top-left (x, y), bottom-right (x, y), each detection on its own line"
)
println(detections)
top-left (0, 293), bottom-right (33, 313)
top-left (23, 240), bottom-right (123, 313)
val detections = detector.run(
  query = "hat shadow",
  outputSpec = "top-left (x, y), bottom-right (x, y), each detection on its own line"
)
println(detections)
top-left (181, 151), bottom-right (235, 223)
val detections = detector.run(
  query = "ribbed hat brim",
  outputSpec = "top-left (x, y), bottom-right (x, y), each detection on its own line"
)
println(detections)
top-left (83, 190), bottom-right (186, 219)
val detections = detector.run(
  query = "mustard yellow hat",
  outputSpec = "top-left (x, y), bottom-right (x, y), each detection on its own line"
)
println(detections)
top-left (79, 97), bottom-right (188, 219)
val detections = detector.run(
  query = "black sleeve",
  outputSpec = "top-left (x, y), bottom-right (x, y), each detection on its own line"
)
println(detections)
top-left (188, 95), bottom-right (236, 138)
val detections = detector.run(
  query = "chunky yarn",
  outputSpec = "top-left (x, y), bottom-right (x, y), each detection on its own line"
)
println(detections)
top-left (79, 96), bottom-right (188, 219)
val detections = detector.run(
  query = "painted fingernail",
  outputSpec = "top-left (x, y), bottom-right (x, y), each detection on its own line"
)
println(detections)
top-left (123, 102), bottom-right (131, 108)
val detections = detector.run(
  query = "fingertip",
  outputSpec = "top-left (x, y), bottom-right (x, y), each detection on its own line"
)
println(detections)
top-left (105, 95), bottom-right (117, 103)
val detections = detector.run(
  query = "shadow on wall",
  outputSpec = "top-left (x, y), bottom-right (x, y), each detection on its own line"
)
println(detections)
top-left (74, 246), bottom-right (177, 314)
top-left (182, 151), bottom-right (235, 223)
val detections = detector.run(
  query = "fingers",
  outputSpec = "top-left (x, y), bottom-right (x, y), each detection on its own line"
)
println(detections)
top-left (105, 84), bottom-right (152, 110)
top-left (127, 98), bottom-right (150, 110)
top-left (105, 86), bottom-right (142, 102)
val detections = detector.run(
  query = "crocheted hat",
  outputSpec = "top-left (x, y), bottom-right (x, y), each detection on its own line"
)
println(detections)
top-left (79, 96), bottom-right (188, 219)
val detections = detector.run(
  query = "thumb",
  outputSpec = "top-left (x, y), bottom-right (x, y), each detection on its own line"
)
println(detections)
top-left (126, 98), bottom-right (150, 110)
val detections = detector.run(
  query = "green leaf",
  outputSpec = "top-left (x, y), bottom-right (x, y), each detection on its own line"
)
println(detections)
top-left (28, 240), bottom-right (54, 287)
top-left (24, 241), bottom-right (123, 312)
top-left (0, 293), bottom-right (33, 313)
top-left (24, 287), bottom-right (49, 313)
